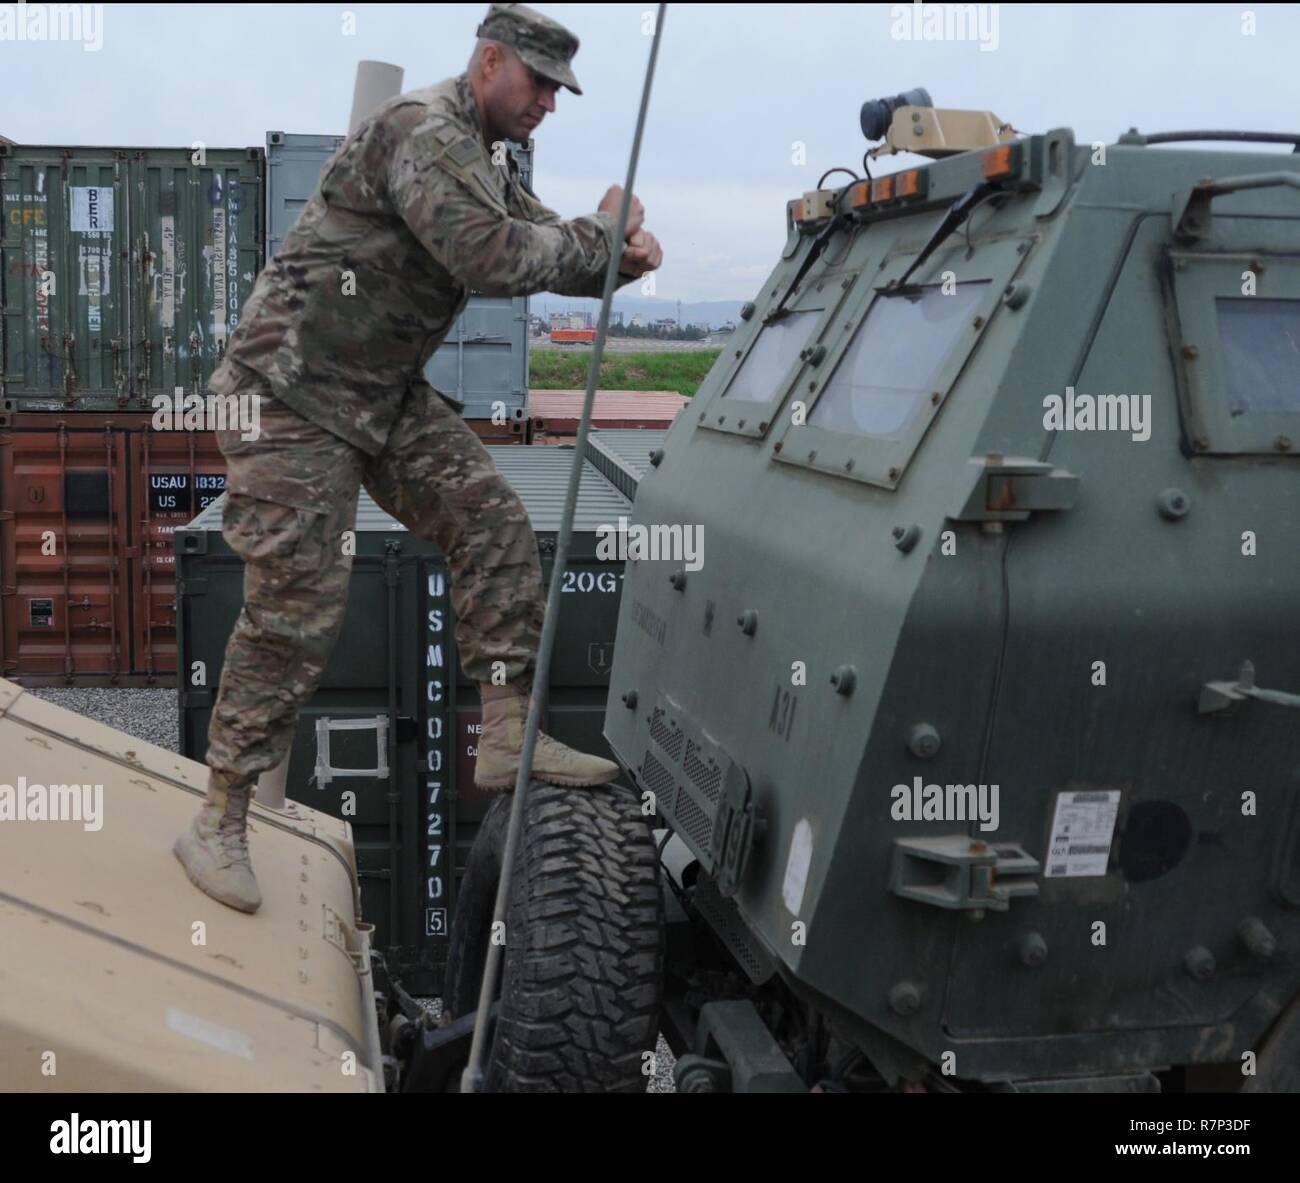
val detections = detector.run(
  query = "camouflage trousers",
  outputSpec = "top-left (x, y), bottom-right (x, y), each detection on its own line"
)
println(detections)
top-left (205, 369), bottom-right (543, 783)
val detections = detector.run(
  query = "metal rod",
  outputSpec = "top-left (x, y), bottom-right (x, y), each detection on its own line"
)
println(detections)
top-left (1140, 130), bottom-right (1300, 147)
top-left (461, 3), bottom-right (667, 1093)
top-left (385, 542), bottom-right (401, 947)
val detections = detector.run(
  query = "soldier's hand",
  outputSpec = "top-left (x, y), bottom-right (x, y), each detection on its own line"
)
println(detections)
top-left (598, 186), bottom-right (645, 239)
top-left (619, 229), bottom-right (662, 277)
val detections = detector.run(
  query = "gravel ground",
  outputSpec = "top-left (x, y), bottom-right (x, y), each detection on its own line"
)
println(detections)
top-left (648, 1033), bottom-right (676, 1092)
top-left (27, 686), bottom-right (181, 753)
top-left (25, 683), bottom-right (678, 1093)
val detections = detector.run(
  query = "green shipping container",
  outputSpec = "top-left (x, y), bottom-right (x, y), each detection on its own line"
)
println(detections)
top-left (175, 445), bottom-right (632, 995)
top-left (584, 427), bottom-right (668, 502)
top-left (1, 143), bottom-right (264, 410)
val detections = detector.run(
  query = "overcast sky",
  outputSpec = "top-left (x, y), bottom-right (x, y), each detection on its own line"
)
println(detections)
top-left (4, 3), bottom-right (1299, 302)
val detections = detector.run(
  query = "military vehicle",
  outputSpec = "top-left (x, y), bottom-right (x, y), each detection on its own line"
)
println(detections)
top-left (581, 90), bottom-right (1299, 1092)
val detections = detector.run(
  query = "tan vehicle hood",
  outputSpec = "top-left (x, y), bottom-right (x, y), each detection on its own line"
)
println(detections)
top-left (0, 680), bottom-right (382, 1091)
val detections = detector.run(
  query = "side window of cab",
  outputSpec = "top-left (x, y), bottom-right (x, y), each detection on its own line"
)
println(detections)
top-left (1166, 252), bottom-right (1300, 456)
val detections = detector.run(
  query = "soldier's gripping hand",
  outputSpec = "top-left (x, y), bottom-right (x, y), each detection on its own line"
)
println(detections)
top-left (620, 229), bottom-right (662, 278)
top-left (598, 185), bottom-right (645, 240)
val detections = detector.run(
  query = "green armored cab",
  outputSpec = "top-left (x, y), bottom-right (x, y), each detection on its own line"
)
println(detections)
top-left (599, 91), bottom-right (1300, 1092)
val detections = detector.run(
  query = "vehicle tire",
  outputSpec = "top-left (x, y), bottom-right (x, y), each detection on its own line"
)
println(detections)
top-left (445, 781), bottom-right (665, 1092)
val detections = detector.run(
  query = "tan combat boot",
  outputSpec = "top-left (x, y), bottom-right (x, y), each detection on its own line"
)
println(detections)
top-left (174, 769), bottom-right (263, 913)
top-left (475, 684), bottom-right (619, 789)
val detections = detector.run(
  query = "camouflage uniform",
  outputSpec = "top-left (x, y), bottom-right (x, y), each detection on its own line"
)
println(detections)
top-left (204, 19), bottom-right (629, 785)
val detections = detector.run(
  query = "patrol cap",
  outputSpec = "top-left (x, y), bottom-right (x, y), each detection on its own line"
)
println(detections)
top-left (476, 3), bottom-right (583, 95)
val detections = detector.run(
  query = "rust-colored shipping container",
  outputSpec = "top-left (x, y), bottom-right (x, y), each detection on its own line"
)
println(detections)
top-left (548, 328), bottom-right (596, 344)
top-left (528, 388), bottom-right (688, 442)
top-left (132, 426), bottom-right (228, 679)
top-left (464, 416), bottom-right (526, 445)
top-left (0, 414), bottom-right (132, 680)
top-left (0, 410), bottom-right (225, 684)
top-left (0, 409), bottom-right (521, 684)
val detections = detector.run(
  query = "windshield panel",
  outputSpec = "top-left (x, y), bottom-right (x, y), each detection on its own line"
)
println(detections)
top-left (722, 309), bottom-right (821, 403)
top-left (808, 282), bottom-right (988, 437)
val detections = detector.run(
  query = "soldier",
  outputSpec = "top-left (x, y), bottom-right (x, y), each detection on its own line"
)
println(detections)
top-left (174, 3), bottom-right (663, 914)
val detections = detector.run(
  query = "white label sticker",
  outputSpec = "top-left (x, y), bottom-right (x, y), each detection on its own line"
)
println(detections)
top-left (782, 818), bottom-right (813, 915)
top-left (1045, 790), bottom-right (1121, 878)
top-left (70, 186), bottom-right (114, 232)
top-left (165, 1006), bottom-right (255, 1060)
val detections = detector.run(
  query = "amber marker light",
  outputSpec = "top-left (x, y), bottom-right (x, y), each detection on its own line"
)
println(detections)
top-left (982, 144), bottom-right (1017, 180)
top-left (895, 169), bottom-right (926, 199)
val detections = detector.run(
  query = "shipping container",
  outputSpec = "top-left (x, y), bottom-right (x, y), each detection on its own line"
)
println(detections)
top-left (1, 143), bottom-right (265, 410)
top-left (264, 132), bottom-right (343, 261)
top-left (549, 327), bottom-right (597, 344)
top-left (265, 130), bottom-right (531, 427)
top-left (529, 388), bottom-right (688, 441)
top-left (0, 407), bottom-right (523, 684)
top-left (0, 409), bottom-right (225, 683)
top-left (176, 444), bottom-right (633, 994)
top-left (583, 427), bottom-right (668, 502)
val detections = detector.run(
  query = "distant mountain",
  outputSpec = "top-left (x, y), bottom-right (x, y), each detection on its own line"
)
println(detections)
top-left (533, 294), bottom-right (746, 329)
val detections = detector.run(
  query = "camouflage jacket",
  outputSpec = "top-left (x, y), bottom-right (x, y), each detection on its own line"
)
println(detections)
top-left (213, 73), bottom-right (628, 455)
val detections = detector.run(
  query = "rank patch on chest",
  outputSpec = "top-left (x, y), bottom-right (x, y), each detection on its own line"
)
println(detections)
top-left (447, 136), bottom-right (480, 167)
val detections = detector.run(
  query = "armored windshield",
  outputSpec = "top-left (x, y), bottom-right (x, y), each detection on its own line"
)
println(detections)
top-left (723, 309), bottom-right (820, 403)
top-left (808, 281), bottom-right (988, 436)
